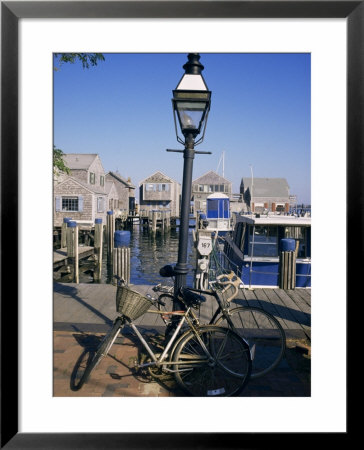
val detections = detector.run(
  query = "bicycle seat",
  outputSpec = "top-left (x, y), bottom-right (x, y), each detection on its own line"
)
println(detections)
top-left (178, 287), bottom-right (206, 309)
top-left (159, 265), bottom-right (175, 278)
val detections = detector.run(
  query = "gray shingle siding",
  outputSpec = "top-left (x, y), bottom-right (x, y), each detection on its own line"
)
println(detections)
top-left (54, 178), bottom-right (108, 226)
top-left (139, 171), bottom-right (181, 217)
top-left (192, 171), bottom-right (233, 213)
top-left (105, 172), bottom-right (135, 213)
top-left (241, 177), bottom-right (291, 213)
top-left (54, 154), bottom-right (123, 226)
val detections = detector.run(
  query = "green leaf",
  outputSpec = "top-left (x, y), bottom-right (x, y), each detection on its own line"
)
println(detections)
top-left (54, 53), bottom-right (105, 70)
top-left (53, 146), bottom-right (71, 175)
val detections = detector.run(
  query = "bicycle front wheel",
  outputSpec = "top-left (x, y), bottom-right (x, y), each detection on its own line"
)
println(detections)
top-left (215, 306), bottom-right (286, 378)
top-left (172, 326), bottom-right (251, 397)
top-left (78, 316), bottom-right (124, 387)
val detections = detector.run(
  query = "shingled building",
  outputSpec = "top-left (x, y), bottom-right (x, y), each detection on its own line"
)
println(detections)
top-left (192, 171), bottom-right (232, 214)
top-left (240, 177), bottom-right (290, 213)
top-left (139, 171), bottom-right (181, 217)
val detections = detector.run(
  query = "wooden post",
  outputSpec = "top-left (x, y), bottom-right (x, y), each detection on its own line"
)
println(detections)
top-left (280, 251), bottom-right (296, 289)
top-left (148, 210), bottom-right (152, 232)
top-left (67, 221), bottom-right (79, 283)
top-left (61, 217), bottom-right (71, 248)
top-left (280, 252), bottom-right (287, 289)
top-left (161, 210), bottom-right (165, 233)
top-left (113, 230), bottom-right (131, 284)
top-left (74, 227), bottom-right (79, 284)
top-left (114, 247), bottom-right (130, 283)
top-left (152, 210), bottom-right (157, 233)
top-left (94, 218), bottom-right (103, 281)
top-left (113, 247), bottom-right (117, 284)
top-left (167, 210), bottom-right (171, 230)
top-left (106, 210), bottom-right (115, 256)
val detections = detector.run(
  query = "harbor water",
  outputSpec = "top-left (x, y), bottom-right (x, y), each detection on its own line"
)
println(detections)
top-left (81, 226), bottom-right (196, 287)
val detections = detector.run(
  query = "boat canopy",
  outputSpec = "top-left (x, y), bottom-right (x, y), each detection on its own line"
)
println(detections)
top-left (235, 213), bottom-right (311, 227)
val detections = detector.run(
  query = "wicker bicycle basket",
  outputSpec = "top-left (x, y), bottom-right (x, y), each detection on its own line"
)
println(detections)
top-left (116, 285), bottom-right (154, 320)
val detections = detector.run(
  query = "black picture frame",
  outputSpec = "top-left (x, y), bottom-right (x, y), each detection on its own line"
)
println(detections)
top-left (1, 1), bottom-right (357, 448)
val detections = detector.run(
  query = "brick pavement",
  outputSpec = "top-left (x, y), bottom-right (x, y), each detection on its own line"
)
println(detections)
top-left (53, 328), bottom-right (310, 397)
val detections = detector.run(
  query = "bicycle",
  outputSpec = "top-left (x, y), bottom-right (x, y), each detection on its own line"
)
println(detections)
top-left (77, 276), bottom-right (252, 397)
top-left (156, 267), bottom-right (286, 379)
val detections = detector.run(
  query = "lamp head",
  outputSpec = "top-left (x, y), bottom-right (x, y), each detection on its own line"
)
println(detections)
top-left (172, 54), bottom-right (211, 142)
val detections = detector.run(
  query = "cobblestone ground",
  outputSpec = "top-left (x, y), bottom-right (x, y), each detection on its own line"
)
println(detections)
top-left (53, 330), bottom-right (310, 397)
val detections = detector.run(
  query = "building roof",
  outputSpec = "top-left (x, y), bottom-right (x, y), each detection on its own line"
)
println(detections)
top-left (105, 180), bottom-right (116, 195)
top-left (241, 178), bottom-right (290, 198)
top-left (63, 154), bottom-right (99, 170)
top-left (107, 171), bottom-right (136, 189)
top-left (193, 171), bottom-right (232, 185)
top-left (140, 171), bottom-right (179, 185)
top-left (207, 193), bottom-right (229, 199)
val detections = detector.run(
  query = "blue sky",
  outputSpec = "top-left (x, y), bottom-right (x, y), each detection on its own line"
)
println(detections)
top-left (54, 53), bottom-right (311, 203)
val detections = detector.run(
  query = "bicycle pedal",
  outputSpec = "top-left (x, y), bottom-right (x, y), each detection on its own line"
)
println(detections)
top-left (133, 359), bottom-right (140, 369)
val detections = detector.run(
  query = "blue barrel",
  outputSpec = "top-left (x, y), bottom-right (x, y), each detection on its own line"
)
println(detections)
top-left (95, 218), bottom-right (102, 224)
top-left (114, 230), bottom-right (130, 248)
top-left (281, 238), bottom-right (295, 252)
top-left (63, 217), bottom-right (72, 223)
top-left (67, 220), bottom-right (77, 228)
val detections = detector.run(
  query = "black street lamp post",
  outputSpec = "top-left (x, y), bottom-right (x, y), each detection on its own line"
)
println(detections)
top-left (168, 53), bottom-right (212, 307)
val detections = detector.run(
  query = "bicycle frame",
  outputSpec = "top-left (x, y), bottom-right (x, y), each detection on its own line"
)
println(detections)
top-left (186, 286), bottom-right (234, 328)
top-left (150, 278), bottom-right (242, 345)
top-left (125, 306), bottom-right (213, 373)
top-left (186, 271), bottom-right (244, 325)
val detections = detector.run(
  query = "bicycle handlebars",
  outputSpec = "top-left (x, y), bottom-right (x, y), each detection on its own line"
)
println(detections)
top-left (213, 271), bottom-right (242, 303)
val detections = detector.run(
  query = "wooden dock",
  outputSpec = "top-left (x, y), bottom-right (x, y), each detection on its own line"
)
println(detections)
top-left (53, 282), bottom-right (311, 341)
top-left (53, 246), bottom-right (94, 269)
top-left (139, 210), bottom-right (172, 233)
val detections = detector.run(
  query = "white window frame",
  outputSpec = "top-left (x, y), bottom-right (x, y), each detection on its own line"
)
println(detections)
top-left (97, 196), bottom-right (105, 213)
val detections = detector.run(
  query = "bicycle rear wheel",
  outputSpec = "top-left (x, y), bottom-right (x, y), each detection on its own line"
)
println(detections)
top-left (172, 325), bottom-right (251, 397)
top-left (78, 316), bottom-right (124, 387)
top-left (215, 306), bottom-right (286, 378)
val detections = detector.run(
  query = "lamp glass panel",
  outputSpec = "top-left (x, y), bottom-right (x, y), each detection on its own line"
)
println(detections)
top-left (176, 101), bottom-right (206, 130)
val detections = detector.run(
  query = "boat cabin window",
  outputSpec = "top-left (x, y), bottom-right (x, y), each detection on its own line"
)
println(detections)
top-left (248, 225), bottom-right (278, 257)
top-left (234, 222), bottom-right (247, 251)
top-left (239, 222), bottom-right (311, 258)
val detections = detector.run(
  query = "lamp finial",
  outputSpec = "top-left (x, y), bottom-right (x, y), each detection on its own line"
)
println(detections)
top-left (183, 53), bottom-right (204, 75)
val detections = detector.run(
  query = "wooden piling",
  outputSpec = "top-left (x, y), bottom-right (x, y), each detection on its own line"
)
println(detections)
top-left (151, 210), bottom-right (157, 233)
top-left (106, 211), bottom-right (115, 256)
top-left (112, 230), bottom-right (131, 284)
top-left (113, 247), bottom-right (131, 284)
top-left (61, 217), bottom-right (71, 248)
top-left (66, 221), bottom-right (79, 283)
top-left (161, 211), bottom-right (165, 233)
top-left (94, 218), bottom-right (103, 281)
top-left (166, 210), bottom-right (171, 230)
top-left (280, 251), bottom-right (296, 289)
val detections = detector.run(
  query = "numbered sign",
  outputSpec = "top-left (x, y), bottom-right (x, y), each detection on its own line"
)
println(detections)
top-left (197, 235), bottom-right (213, 256)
